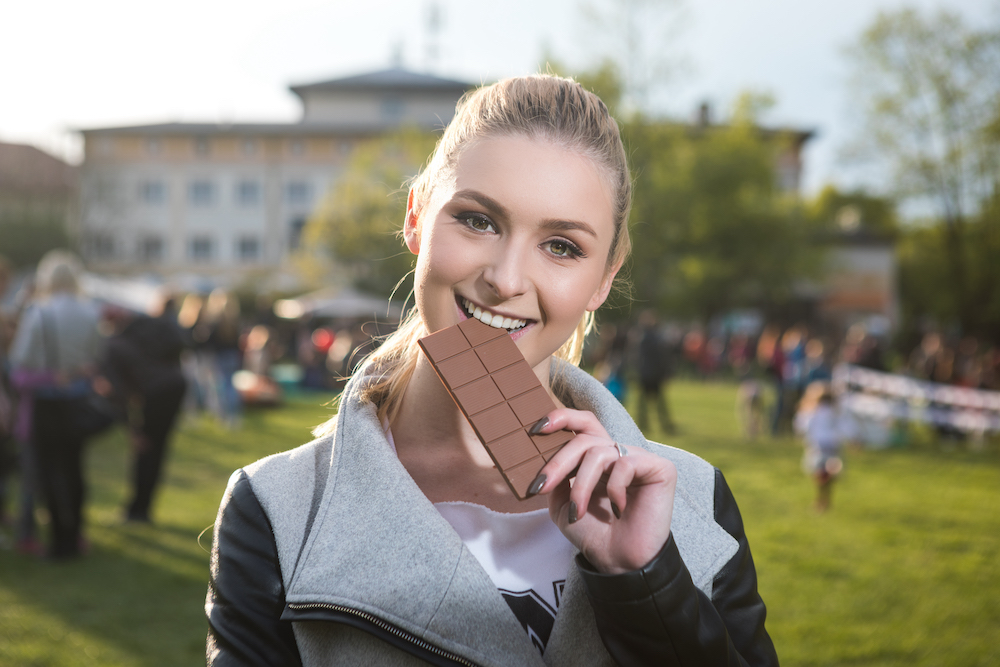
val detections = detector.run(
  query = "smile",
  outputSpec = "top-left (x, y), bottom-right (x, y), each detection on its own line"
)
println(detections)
top-left (460, 297), bottom-right (528, 332)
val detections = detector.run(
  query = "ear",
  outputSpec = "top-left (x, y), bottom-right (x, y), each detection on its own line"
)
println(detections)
top-left (403, 189), bottom-right (421, 255)
top-left (586, 261), bottom-right (622, 312)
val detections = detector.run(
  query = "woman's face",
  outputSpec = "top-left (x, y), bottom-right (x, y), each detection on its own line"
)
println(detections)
top-left (405, 135), bottom-right (620, 371)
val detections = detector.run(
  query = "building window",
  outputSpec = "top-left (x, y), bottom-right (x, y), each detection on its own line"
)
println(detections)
top-left (87, 233), bottom-right (115, 259)
top-left (236, 180), bottom-right (260, 206)
top-left (285, 181), bottom-right (311, 206)
top-left (194, 137), bottom-right (210, 157)
top-left (189, 236), bottom-right (214, 261)
top-left (96, 137), bottom-right (114, 157)
top-left (242, 139), bottom-right (257, 156)
top-left (289, 140), bottom-right (305, 156)
top-left (139, 180), bottom-right (166, 205)
top-left (189, 180), bottom-right (214, 206)
top-left (338, 140), bottom-right (352, 155)
top-left (381, 96), bottom-right (405, 120)
top-left (237, 236), bottom-right (260, 261)
top-left (146, 138), bottom-right (162, 156)
top-left (289, 217), bottom-right (307, 250)
top-left (139, 236), bottom-right (164, 261)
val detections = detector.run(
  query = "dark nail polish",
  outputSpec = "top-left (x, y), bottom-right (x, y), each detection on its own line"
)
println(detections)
top-left (611, 502), bottom-right (621, 520)
top-left (528, 416), bottom-right (549, 435)
top-left (568, 501), bottom-right (578, 524)
top-left (526, 473), bottom-right (546, 497)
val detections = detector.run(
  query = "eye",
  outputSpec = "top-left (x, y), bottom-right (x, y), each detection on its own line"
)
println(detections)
top-left (457, 212), bottom-right (496, 233)
top-left (546, 239), bottom-right (585, 259)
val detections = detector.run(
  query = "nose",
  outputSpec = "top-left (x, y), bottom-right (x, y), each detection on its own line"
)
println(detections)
top-left (481, 238), bottom-right (530, 300)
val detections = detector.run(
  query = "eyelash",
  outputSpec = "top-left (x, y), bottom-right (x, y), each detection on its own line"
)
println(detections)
top-left (455, 213), bottom-right (586, 260)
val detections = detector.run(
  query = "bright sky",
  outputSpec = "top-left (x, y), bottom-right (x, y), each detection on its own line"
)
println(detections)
top-left (2, 0), bottom-right (994, 195)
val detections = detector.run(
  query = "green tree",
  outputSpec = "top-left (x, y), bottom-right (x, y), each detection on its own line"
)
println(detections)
top-left (623, 95), bottom-right (820, 322)
top-left (0, 215), bottom-right (71, 269)
top-left (300, 129), bottom-right (438, 297)
top-left (845, 7), bottom-right (1000, 334)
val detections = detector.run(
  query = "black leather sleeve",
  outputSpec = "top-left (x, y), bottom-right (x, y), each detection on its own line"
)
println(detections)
top-left (577, 469), bottom-right (778, 667)
top-left (206, 470), bottom-right (303, 666)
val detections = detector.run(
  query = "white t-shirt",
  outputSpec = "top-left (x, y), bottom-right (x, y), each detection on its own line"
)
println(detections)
top-left (385, 428), bottom-right (575, 652)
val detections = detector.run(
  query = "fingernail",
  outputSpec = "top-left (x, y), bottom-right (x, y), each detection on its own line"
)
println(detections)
top-left (611, 502), bottom-right (621, 520)
top-left (568, 501), bottom-right (578, 524)
top-left (526, 473), bottom-right (546, 497)
top-left (528, 416), bottom-right (549, 435)
top-left (528, 417), bottom-right (549, 435)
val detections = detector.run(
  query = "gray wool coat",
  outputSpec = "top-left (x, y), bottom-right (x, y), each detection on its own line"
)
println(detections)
top-left (210, 361), bottom-right (746, 666)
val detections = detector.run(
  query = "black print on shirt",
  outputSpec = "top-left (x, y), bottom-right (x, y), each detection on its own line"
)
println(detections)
top-left (499, 581), bottom-right (565, 653)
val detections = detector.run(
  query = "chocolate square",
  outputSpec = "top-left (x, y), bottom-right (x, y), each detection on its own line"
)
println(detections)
top-left (458, 317), bottom-right (507, 346)
top-left (530, 428), bottom-right (574, 452)
top-left (504, 457), bottom-right (546, 498)
top-left (488, 429), bottom-right (539, 469)
top-left (418, 325), bottom-right (471, 362)
top-left (474, 335), bottom-right (524, 373)
top-left (469, 403), bottom-right (521, 443)
top-left (507, 386), bottom-right (553, 426)
top-left (491, 360), bottom-right (539, 399)
top-left (452, 376), bottom-right (505, 416)
top-left (436, 349), bottom-right (488, 389)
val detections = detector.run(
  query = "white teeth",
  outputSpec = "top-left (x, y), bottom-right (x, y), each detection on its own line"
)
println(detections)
top-left (462, 297), bottom-right (526, 330)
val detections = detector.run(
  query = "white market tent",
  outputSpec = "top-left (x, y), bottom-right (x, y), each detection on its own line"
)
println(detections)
top-left (273, 286), bottom-right (403, 321)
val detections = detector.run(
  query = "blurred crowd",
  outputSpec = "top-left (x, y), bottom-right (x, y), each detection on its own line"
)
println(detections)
top-left (586, 312), bottom-right (1000, 439)
top-left (0, 250), bottom-right (383, 560)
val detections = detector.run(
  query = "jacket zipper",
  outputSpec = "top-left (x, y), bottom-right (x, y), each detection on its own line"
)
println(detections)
top-left (286, 602), bottom-right (480, 667)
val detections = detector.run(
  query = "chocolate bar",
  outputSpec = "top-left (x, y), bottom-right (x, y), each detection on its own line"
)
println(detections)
top-left (418, 318), bottom-right (574, 499)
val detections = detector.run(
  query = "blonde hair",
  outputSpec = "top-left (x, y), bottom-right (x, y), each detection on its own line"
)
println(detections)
top-left (316, 74), bottom-right (633, 434)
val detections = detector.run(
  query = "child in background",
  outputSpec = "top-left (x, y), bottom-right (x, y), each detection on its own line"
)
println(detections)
top-left (795, 382), bottom-right (855, 511)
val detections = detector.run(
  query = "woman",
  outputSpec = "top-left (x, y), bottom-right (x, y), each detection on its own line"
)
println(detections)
top-left (207, 75), bottom-right (778, 666)
top-left (9, 250), bottom-right (102, 559)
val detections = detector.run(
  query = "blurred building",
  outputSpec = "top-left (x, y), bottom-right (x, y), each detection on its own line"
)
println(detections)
top-left (76, 68), bottom-right (471, 279)
top-left (0, 141), bottom-right (78, 264)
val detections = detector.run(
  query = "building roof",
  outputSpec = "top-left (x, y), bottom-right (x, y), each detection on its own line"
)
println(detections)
top-left (0, 141), bottom-right (76, 194)
top-left (78, 121), bottom-right (416, 137)
top-left (289, 67), bottom-right (472, 97)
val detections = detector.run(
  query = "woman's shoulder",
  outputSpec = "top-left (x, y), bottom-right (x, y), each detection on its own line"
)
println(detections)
top-left (241, 431), bottom-right (336, 492)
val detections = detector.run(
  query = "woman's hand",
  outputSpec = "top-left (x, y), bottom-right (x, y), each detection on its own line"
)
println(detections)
top-left (529, 408), bottom-right (677, 574)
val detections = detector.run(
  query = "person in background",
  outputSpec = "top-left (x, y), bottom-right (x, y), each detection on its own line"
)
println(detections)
top-left (204, 289), bottom-right (243, 428)
top-left (103, 299), bottom-right (187, 523)
top-left (632, 309), bottom-right (676, 434)
top-left (794, 382), bottom-right (855, 512)
top-left (8, 251), bottom-right (102, 559)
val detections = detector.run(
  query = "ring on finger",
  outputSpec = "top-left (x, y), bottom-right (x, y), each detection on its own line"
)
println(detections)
top-left (612, 442), bottom-right (628, 458)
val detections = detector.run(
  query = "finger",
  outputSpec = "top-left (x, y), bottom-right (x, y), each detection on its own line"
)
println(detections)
top-left (547, 476), bottom-right (572, 525)
top-left (605, 455), bottom-right (638, 514)
top-left (531, 408), bottom-right (610, 440)
top-left (532, 432), bottom-right (608, 494)
top-left (567, 445), bottom-right (621, 521)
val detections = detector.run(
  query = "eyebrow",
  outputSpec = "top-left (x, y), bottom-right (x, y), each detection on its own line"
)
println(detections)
top-left (453, 189), bottom-right (599, 238)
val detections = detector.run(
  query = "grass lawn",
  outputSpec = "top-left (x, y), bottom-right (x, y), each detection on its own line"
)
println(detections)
top-left (2, 381), bottom-right (998, 666)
